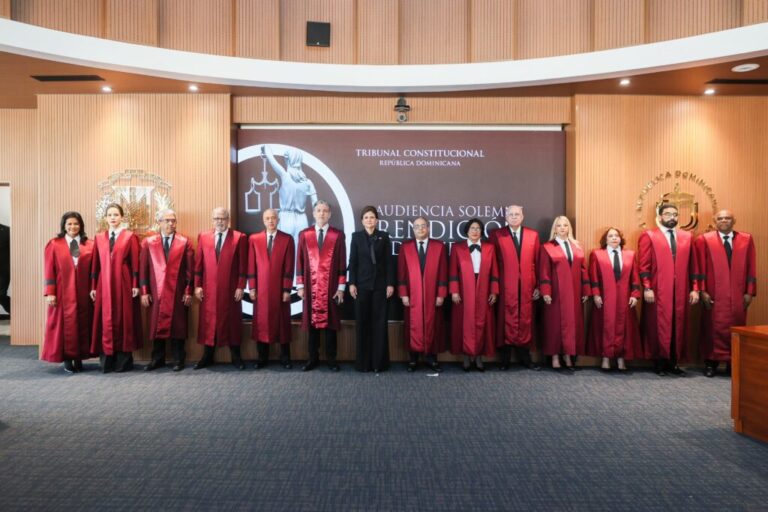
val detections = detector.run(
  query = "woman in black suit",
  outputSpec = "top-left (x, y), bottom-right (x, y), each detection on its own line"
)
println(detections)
top-left (348, 206), bottom-right (395, 373)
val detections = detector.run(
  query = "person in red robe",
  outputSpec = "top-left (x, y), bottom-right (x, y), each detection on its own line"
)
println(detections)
top-left (398, 216), bottom-right (447, 373)
top-left (639, 203), bottom-right (700, 377)
top-left (193, 207), bottom-right (248, 370)
top-left (491, 204), bottom-right (541, 371)
top-left (248, 208), bottom-right (295, 369)
top-left (539, 216), bottom-right (590, 372)
top-left (586, 227), bottom-right (642, 372)
top-left (696, 209), bottom-right (757, 377)
top-left (89, 203), bottom-right (142, 373)
top-left (140, 209), bottom-right (193, 372)
top-left (296, 200), bottom-right (347, 372)
top-left (42, 211), bottom-right (94, 373)
top-left (450, 218), bottom-right (499, 372)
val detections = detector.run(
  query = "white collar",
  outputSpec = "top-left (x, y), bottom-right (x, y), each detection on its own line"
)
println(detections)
top-left (65, 234), bottom-right (80, 244)
top-left (467, 239), bottom-right (481, 246)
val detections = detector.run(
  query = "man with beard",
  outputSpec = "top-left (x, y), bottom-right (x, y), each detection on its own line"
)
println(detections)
top-left (696, 210), bottom-right (757, 377)
top-left (638, 203), bottom-right (699, 376)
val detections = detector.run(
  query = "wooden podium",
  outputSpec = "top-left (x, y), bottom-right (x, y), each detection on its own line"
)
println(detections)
top-left (731, 326), bottom-right (768, 443)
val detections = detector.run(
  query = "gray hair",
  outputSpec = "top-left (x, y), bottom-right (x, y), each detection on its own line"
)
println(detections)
top-left (212, 207), bottom-right (230, 218)
top-left (313, 200), bottom-right (331, 212)
top-left (155, 208), bottom-right (177, 222)
top-left (506, 205), bottom-right (524, 215)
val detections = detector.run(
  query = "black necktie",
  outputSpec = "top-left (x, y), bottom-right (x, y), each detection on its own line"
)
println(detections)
top-left (612, 249), bottom-right (621, 281)
top-left (668, 229), bottom-right (676, 260)
top-left (723, 235), bottom-right (732, 266)
top-left (215, 232), bottom-right (223, 260)
top-left (418, 241), bottom-right (426, 274)
top-left (369, 234), bottom-right (377, 265)
top-left (470, 244), bottom-right (480, 253)
top-left (317, 228), bottom-right (324, 249)
top-left (512, 230), bottom-right (521, 255)
top-left (267, 234), bottom-right (273, 257)
top-left (70, 239), bottom-right (80, 258)
top-left (564, 241), bottom-right (572, 265)
top-left (109, 231), bottom-right (116, 253)
top-left (163, 236), bottom-right (171, 260)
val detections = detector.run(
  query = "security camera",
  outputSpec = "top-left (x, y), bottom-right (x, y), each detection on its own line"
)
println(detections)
top-left (394, 96), bottom-right (410, 123)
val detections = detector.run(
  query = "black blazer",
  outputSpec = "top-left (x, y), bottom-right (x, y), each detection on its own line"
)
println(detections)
top-left (0, 224), bottom-right (9, 281)
top-left (347, 229), bottom-right (396, 291)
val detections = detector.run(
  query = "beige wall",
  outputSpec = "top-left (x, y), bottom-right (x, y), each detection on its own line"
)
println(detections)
top-left (8, 0), bottom-right (764, 63)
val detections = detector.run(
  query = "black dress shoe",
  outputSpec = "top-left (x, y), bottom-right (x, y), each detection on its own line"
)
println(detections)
top-left (193, 359), bottom-right (212, 370)
top-left (329, 363), bottom-right (340, 372)
top-left (373, 369), bottom-right (380, 375)
top-left (145, 360), bottom-right (165, 371)
top-left (73, 360), bottom-right (83, 372)
top-left (564, 365), bottom-right (576, 373)
top-left (172, 363), bottom-right (185, 372)
top-left (462, 365), bottom-right (471, 372)
top-left (524, 361), bottom-right (542, 371)
top-left (406, 362), bottom-right (417, 372)
top-left (63, 360), bottom-right (75, 374)
top-left (668, 366), bottom-right (687, 377)
top-left (430, 362), bottom-right (443, 373)
top-left (254, 361), bottom-right (266, 369)
top-left (232, 360), bottom-right (245, 370)
top-left (282, 362), bottom-right (293, 369)
top-left (499, 364), bottom-right (509, 371)
top-left (475, 364), bottom-right (485, 373)
top-left (301, 362), bottom-right (317, 372)
top-left (704, 366), bottom-right (716, 378)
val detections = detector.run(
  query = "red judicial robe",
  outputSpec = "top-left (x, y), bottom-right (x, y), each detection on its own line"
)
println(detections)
top-left (140, 233), bottom-right (194, 340)
top-left (696, 231), bottom-right (757, 362)
top-left (296, 226), bottom-right (346, 330)
top-left (247, 230), bottom-right (295, 344)
top-left (491, 226), bottom-right (540, 348)
top-left (397, 239), bottom-right (448, 355)
top-left (538, 240), bottom-right (591, 356)
top-left (449, 242), bottom-right (499, 357)
top-left (90, 230), bottom-right (143, 355)
top-left (195, 229), bottom-right (247, 347)
top-left (42, 237), bottom-right (95, 362)
top-left (586, 248), bottom-right (642, 360)
top-left (638, 228), bottom-right (698, 361)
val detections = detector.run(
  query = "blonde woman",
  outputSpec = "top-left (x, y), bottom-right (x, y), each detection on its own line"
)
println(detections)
top-left (539, 216), bottom-right (590, 371)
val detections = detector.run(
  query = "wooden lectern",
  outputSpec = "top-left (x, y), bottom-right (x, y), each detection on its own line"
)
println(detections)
top-left (731, 326), bottom-right (768, 443)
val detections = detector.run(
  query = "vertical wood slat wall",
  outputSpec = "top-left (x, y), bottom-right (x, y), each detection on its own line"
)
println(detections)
top-left (7, 0), bottom-right (761, 63)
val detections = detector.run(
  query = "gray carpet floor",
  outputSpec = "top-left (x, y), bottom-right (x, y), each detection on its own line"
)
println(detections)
top-left (1, 337), bottom-right (767, 511)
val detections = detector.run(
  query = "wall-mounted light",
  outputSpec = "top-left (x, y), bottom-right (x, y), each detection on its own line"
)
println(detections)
top-left (704, 88), bottom-right (716, 95)
top-left (619, 78), bottom-right (631, 86)
top-left (188, 84), bottom-right (199, 92)
top-left (394, 96), bottom-right (410, 123)
top-left (101, 85), bottom-right (112, 93)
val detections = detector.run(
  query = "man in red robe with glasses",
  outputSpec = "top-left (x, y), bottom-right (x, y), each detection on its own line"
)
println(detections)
top-left (696, 209), bottom-right (757, 377)
top-left (140, 209), bottom-right (194, 372)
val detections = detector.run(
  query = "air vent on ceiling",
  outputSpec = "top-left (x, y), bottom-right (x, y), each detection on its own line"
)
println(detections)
top-left (707, 78), bottom-right (768, 85)
top-left (31, 75), bottom-right (105, 82)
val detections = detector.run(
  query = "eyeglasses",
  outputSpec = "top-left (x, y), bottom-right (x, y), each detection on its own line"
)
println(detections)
top-left (160, 219), bottom-right (177, 223)
top-left (661, 212), bottom-right (679, 218)
top-left (413, 224), bottom-right (427, 229)
top-left (212, 217), bottom-right (229, 221)
top-left (468, 226), bottom-right (482, 231)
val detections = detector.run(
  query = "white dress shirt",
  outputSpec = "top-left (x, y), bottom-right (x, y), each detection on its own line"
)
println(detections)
top-left (467, 239), bottom-right (482, 274)
top-left (65, 234), bottom-right (81, 265)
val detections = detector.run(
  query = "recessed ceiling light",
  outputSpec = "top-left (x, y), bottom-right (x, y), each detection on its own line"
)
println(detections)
top-left (188, 84), bottom-right (199, 92)
top-left (619, 78), bottom-right (631, 86)
top-left (731, 63), bottom-right (760, 73)
top-left (101, 85), bottom-right (112, 93)
top-left (704, 88), bottom-right (716, 95)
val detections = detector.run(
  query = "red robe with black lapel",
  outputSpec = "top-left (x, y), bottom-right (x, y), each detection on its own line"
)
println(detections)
top-left (42, 237), bottom-right (95, 362)
top-left (491, 226), bottom-right (540, 348)
top-left (638, 228), bottom-right (698, 360)
top-left (195, 229), bottom-right (247, 347)
top-left (90, 230), bottom-right (143, 355)
top-left (247, 230), bottom-right (295, 344)
top-left (449, 241), bottom-right (499, 357)
top-left (296, 226), bottom-right (346, 330)
top-left (538, 240), bottom-right (591, 356)
top-left (397, 238), bottom-right (448, 355)
top-left (586, 248), bottom-right (642, 359)
top-left (140, 233), bottom-right (194, 340)
top-left (696, 231), bottom-right (757, 361)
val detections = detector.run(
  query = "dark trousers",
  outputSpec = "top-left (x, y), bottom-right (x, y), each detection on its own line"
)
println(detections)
top-left (307, 327), bottom-right (337, 364)
top-left (151, 338), bottom-right (186, 365)
top-left (354, 288), bottom-right (389, 371)
top-left (199, 344), bottom-right (242, 364)
top-left (498, 345), bottom-right (533, 365)
top-left (0, 275), bottom-right (9, 314)
top-left (100, 351), bottom-right (133, 371)
top-left (257, 342), bottom-right (291, 364)
top-left (409, 351), bottom-right (436, 365)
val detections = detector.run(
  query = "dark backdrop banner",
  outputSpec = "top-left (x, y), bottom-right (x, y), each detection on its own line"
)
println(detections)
top-left (236, 127), bottom-right (565, 319)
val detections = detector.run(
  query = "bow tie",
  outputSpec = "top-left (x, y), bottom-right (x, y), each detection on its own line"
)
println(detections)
top-left (469, 244), bottom-right (480, 253)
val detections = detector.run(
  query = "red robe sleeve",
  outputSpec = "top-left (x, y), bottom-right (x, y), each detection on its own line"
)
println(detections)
top-left (637, 232), bottom-right (652, 290)
top-left (283, 236), bottom-right (295, 293)
top-left (236, 234), bottom-right (247, 290)
top-left (437, 245), bottom-right (448, 299)
top-left (90, 237), bottom-right (101, 292)
top-left (194, 234), bottom-right (204, 289)
top-left (296, 232), bottom-right (306, 287)
top-left (397, 248), bottom-right (409, 298)
top-left (247, 236), bottom-right (257, 292)
top-left (43, 240), bottom-right (57, 296)
top-left (746, 235), bottom-right (757, 296)
top-left (489, 248), bottom-right (500, 296)
top-left (589, 250), bottom-right (601, 297)
top-left (693, 236), bottom-right (706, 294)
top-left (629, 255), bottom-right (642, 299)
top-left (129, 233), bottom-right (140, 289)
top-left (538, 245), bottom-right (553, 297)
top-left (139, 239), bottom-right (150, 296)
top-left (580, 256), bottom-right (591, 297)
top-left (448, 247), bottom-right (460, 295)
top-left (183, 239), bottom-right (194, 296)
top-left (336, 232), bottom-right (347, 288)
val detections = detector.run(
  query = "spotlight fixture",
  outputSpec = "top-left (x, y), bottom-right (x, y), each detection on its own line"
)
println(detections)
top-left (394, 96), bottom-right (410, 123)
top-left (731, 63), bottom-right (760, 73)
top-left (101, 85), bottom-right (112, 93)
top-left (619, 78), bottom-right (631, 86)
top-left (704, 88), bottom-right (716, 95)
top-left (188, 84), bottom-right (199, 92)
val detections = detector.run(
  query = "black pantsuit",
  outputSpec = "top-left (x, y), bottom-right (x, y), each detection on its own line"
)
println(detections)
top-left (0, 224), bottom-right (9, 315)
top-left (348, 229), bottom-right (395, 372)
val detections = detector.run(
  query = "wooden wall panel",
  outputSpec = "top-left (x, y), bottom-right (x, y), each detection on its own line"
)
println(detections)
top-left (399, 0), bottom-right (469, 64)
top-left (104, 0), bottom-right (158, 46)
top-left (571, 94), bottom-right (768, 333)
top-left (233, 96), bottom-right (571, 125)
top-left (357, 0), bottom-right (399, 64)
top-left (1, 0), bottom-right (11, 18)
top-left (647, 0), bottom-right (742, 42)
top-left (593, 0), bottom-right (645, 50)
top-left (12, 0), bottom-right (103, 37)
top-left (470, 0), bottom-right (515, 62)
top-left (235, 0), bottom-right (280, 59)
top-left (742, 0), bottom-right (768, 23)
top-left (516, 0), bottom-right (592, 59)
top-left (158, 0), bottom-right (233, 56)
top-left (280, 0), bottom-right (357, 64)
top-left (0, 109), bottom-right (40, 346)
